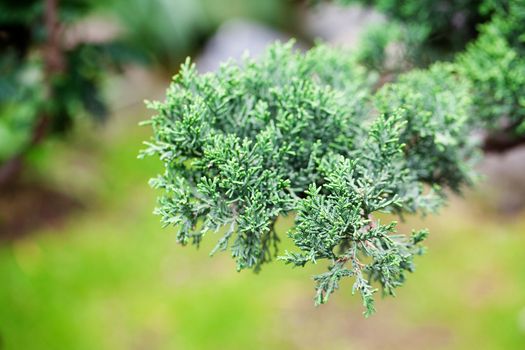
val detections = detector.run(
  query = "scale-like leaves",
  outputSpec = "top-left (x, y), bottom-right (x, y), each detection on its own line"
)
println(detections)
top-left (143, 41), bottom-right (478, 315)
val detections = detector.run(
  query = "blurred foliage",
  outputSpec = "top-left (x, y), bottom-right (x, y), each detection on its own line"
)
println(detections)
top-left (355, 21), bottom-right (430, 72)
top-left (99, 0), bottom-right (297, 70)
top-left (0, 54), bottom-right (43, 162)
top-left (458, 0), bottom-right (525, 135)
top-left (351, 0), bottom-right (525, 136)
top-left (0, 0), bottom-right (130, 168)
top-left (99, 0), bottom-right (209, 69)
top-left (338, 0), bottom-right (491, 49)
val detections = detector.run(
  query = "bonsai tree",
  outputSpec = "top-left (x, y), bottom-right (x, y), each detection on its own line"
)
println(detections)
top-left (141, 0), bottom-right (525, 316)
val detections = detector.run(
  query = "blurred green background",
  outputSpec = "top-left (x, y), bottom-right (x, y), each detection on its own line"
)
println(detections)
top-left (1, 0), bottom-right (525, 349)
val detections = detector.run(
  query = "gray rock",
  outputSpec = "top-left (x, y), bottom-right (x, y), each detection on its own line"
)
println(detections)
top-left (196, 19), bottom-right (296, 72)
top-left (196, 5), bottom-right (383, 72)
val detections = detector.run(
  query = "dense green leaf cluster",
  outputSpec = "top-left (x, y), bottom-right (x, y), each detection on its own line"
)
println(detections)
top-left (143, 42), bottom-right (374, 269)
top-left (143, 40), bottom-right (478, 314)
top-left (144, 0), bottom-right (523, 316)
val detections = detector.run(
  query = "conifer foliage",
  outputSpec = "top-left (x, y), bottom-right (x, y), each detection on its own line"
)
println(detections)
top-left (142, 0), bottom-right (524, 315)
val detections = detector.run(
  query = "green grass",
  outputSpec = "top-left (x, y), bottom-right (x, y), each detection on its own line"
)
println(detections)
top-left (1, 96), bottom-right (525, 349)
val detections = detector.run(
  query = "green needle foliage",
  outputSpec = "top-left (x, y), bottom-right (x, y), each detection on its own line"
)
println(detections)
top-left (142, 0), bottom-right (523, 315)
top-left (142, 40), bottom-right (478, 315)
top-left (142, 43), bottom-right (375, 270)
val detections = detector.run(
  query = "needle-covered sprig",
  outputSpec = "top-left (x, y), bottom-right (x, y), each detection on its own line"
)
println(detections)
top-left (142, 40), bottom-right (477, 315)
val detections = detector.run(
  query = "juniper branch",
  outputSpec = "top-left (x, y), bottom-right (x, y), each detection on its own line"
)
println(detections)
top-left (141, 0), bottom-right (524, 315)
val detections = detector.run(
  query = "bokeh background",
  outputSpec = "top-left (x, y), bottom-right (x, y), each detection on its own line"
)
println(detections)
top-left (1, 1), bottom-right (525, 349)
